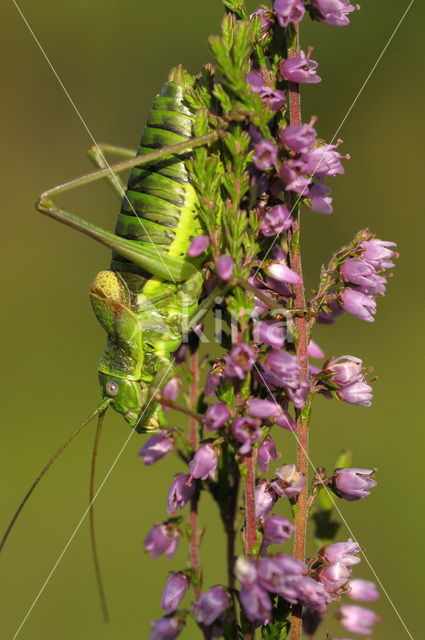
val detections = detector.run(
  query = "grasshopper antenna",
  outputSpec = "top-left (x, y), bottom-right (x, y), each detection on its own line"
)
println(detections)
top-left (89, 409), bottom-right (109, 622)
top-left (0, 397), bottom-right (112, 553)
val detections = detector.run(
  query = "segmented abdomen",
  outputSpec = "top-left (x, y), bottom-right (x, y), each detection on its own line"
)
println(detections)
top-left (111, 81), bottom-right (199, 276)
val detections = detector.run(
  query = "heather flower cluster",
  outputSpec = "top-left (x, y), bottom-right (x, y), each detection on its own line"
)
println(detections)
top-left (139, 2), bottom-right (395, 639)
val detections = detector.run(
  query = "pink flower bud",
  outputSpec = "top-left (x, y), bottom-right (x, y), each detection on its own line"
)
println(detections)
top-left (318, 562), bottom-right (351, 593)
top-left (349, 578), bottom-right (380, 602)
top-left (334, 467), bottom-right (377, 501)
top-left (189, 443), bottom-right (219, 481)
top-left (194, 586), bottom-right (230, 625)
top-left (258, 436), bottom-right (281, 472)
top-left (271, 464), bottom-right (304, 499)
top-left (161, 572), bottom-right (190, 613)
top-left (216, 255), bottom-right (234, 281)
top-left (188, 234), bottom-right (209, 257)
top-left (264, 262), bottom-right (303, 284)
top-left (138, 432), bottom-right (174, 465)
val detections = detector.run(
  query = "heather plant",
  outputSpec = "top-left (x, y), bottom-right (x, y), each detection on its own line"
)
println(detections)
top-left (141, 1), bottom-right (397, 638)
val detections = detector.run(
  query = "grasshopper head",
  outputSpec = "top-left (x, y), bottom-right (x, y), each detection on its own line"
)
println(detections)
top-left (99, 373), bottom-right (162, 433)
top-left (99, 373), bottom-right (142, 428)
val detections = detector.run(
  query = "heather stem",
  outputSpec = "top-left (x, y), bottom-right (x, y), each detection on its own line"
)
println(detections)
top-left (244, 450), bottom-right (257, 555)
top-left (286, 24), bottom-right (311, 640)
top-left (227, 461), bottom-right (240, 590)
top-left (188, 350), bottom-right (202, 594)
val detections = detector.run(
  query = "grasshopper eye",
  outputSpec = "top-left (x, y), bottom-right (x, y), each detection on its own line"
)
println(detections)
top-left (105, 380), bottom-right (119, 397)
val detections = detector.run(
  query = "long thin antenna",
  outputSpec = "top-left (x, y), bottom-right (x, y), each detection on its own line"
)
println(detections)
top-left (89, 409), bottom-right (109, 622)
top-left (0, 397), bottom-right (112, 553)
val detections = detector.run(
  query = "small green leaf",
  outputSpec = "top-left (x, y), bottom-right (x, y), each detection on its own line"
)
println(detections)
top-left (335, 449), bottom-right (353, 468)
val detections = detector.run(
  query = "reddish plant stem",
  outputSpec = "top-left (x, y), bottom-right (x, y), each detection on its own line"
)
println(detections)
top-left (227, 462), bottom-right (240, 589)
top-left (286, 26), bottom-right (311, 640)
top-left (244, 450), bottom-right (257, 554)
top-left (189, 350), bottom-right (202, 600)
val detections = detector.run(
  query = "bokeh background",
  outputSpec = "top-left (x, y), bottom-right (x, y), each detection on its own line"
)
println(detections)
top-left (1, 1), bottom-right (423, 638)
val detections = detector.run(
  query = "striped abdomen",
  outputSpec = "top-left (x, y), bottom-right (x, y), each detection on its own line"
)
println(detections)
top-left (111, 80), bottom-right (200, 276)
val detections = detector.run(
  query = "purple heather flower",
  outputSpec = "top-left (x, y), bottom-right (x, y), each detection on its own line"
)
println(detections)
top-left (337, 380), bottom-right (373, 407)
top-left (263, 515), bottom-right (294, 545)
top-left (149, 615), bottom-right (184, 640)
top-left (334, 467), bottom-right (377, 501)
top-left (232, 417), bottom-right (262, 455)
top-left (204, 371), bottom-right (220, 397)
top-left (274, 409), bottom-right (297, 431)
top-left (274, 0), bottom-right (305, 27)
top-left (260, 204), bottom-right (293, 237)
top-left (271, 464), bottom-right (304, 499)
top-left (250, 9), bottom-right (274, 32)
top-left (321, 539), bottom-right (361, 567)
top-left (326, 355), bottom-right (363, 386)
top-left (204, 402), bottom-right (230, 432)
top-left (161, 573), bottom-right (190, 613)
top-left (194, 586), bottom-right (230, 625)
top-left (255, 481), bottom-right (278, 521)
top-left (138, 432), bottom-right (174, 465)
top-left (265, 350), bottom-right (301, 386)
top-left (264, 262), bottom-right (303, 285)
top-left (259, 86), bottom-right (287, 112)
top-left (340, 288), bottom-right (377, 322)
top-left (255, 320), bottom-right (286, 349)
top-left (239, 583), bottom-right (272, 623)
top-left (247, 398), bottom-right (281, 419)
top-left (144, 524), bottom-right (180, 560)
top-left (162, 377), bottom-right (179, 400)
top-left (167, 474), bottom-right (195, 515)
top-left (225, 343), bottom-right (256, 380)
top-left (307, 182), bottom-right (333, 214)
top-left (361, 274), bottom-right (387, 296)
top-left (281, 123), bottom-right (317, 153)
top-left (258, 436), bottom-right (280, 472)
top-left (246, 70), bottom-right (265, 93)
top-left (360, 239), bottom-right (397, 270)
top-left (313, 0), bottom-right (358, 27)
top-left (308, 339), bottom-right (324, 359)
top-left (257, 555), bottom-right (307, 602)
top-left (280, 48), bottom-right (321, 84)
top-left (189, 443), bottom-right (219, 481)
top-left (286, 376), bottom-right (309, 409)
top-left (280, 159), bottom-right (312, 194)
top-left (188, 234), bottom-right (210, 257)
top-left (318, 562), bottom-right (351, 593)
top-left (295, 576), bottom-right (332, 612)
top-left (301, 143), bottom-right (347, 179)
top-left (253, 139), bottom-right (278, 170)
top-left (341, 258), bottom-right (380, 290)
top-left (339, 604), bottom-right (380, 635)
top-left (349, 578), bottom-right (380, 602)
top-left (216, 255), bottom-right (234, 281)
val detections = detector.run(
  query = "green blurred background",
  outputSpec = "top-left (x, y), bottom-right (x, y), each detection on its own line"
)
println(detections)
top-left (1, 1), bottom-right (423, 638)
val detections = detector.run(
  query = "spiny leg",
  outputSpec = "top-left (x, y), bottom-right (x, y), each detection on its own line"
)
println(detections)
top-left (87, 143), bottom-right (137, 198)
top-left (36, 130), bottom-right (221, 283)
top-left (89, 409), bottom-right (109, 622)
